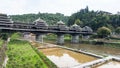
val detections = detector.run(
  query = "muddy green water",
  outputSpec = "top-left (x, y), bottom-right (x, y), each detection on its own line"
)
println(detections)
top-left (40, 47), bottom-right (97, 68)
top-left (45, 40), bottom-right (120, 57)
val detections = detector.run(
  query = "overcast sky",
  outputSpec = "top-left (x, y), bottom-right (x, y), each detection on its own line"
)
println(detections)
top-left (0, 0), bottom-right (120, 16)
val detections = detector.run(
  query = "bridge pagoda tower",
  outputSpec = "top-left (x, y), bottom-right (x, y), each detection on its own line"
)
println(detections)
top-left (56, 21), bottom-right (65, 45)
top-left (82, 26), bottom-right (93, 39)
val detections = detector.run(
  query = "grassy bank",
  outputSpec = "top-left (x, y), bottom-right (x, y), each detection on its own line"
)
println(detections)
top-left (0, 39), bottom-right (5, 68)
top-left (6, 39), bottom-right (48, 68)
top-left (0, 39), bottom-right (4, 48)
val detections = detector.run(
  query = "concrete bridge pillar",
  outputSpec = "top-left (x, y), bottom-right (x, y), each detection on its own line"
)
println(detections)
top-left (71, 34), bottom-right (79, 44)
top-left (57, 34), bottom-right (64, 45)
top-left (35, 34), bottom-right (44, 43)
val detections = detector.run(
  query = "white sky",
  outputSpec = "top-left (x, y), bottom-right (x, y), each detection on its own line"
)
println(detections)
top-left (0, 0), bottom-right (120, 16)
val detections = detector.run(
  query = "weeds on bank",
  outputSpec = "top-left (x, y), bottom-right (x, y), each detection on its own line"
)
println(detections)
top-left (6, 39), bottom-right (48, 68)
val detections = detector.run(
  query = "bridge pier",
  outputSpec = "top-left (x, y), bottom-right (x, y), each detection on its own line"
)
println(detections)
top-left (57, 34), bottom-right (64, 45)
top-left (71, 34), bottom-right (79, 44)
top-left (35, 33), bottom-right (44, 43)
top-left (23, 32), bottom-right (30, 40)
top-left (83, 35), bottom-right (90, 39)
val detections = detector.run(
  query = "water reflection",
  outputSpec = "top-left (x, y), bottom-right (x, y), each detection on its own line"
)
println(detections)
top-left (40, 48), bottom-right (97, 68)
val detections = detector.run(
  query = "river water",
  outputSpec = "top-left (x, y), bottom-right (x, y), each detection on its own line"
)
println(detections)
top-left (45, 40), bottom-right (120, 58)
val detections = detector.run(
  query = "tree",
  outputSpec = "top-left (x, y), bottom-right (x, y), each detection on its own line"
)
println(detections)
top-left (74, 19), bottom-right (83, 27)
top-left (0, 33), bottom-right (9, 40)
top-left (85, 6), bottom-right (89, 13)
top-left (10, 13), bottom-right (69, 25)
top-left (67, 6), bottom-right (120, 31)
top-left (97, 26), bottom-right (111, 38)
top-left (115, 27), bottom-right (120, 34)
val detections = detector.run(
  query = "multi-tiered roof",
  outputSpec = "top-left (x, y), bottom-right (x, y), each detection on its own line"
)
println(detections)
top-left (34, 17), bottom-right (48, 26)
top-left (82, 26), bottom-right (93, 32)
top-left (70, 24), bottom-right (82, 31)
top-left (0, 13), bottom-right (13, 23)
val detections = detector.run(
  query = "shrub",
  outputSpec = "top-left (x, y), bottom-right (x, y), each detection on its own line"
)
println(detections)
top-left (97, 26), bottom-right (111, 38)
top-left (0, 33), bottom-right (9, 40)
top-left (115, 27), bottom-right (120, 34)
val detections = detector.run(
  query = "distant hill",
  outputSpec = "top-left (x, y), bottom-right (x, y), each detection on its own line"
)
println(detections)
top-left (10, 13), bottom-right (69, 25)
top-left (68, 6), bottom-right (120, 31)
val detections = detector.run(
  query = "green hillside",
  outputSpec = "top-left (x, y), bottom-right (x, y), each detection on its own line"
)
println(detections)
top-left (10, 13), bottom-right (69, 25)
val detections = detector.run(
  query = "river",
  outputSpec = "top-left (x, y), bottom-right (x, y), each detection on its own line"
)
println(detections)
top-left (45, 40), bottom-right (120, 58)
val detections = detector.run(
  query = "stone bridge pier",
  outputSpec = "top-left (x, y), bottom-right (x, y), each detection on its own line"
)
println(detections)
top-left (35, 33), bottom-right (45, 43)
top-left (56, 34), bottom-right (64, 45)
top-left (82, 35), bottom-right (90, 39)
top-left (71, 34), bottom-right (79, 44)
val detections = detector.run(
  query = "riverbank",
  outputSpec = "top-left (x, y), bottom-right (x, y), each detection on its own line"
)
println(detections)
top-left (0, 39), bottom-right (6, 68)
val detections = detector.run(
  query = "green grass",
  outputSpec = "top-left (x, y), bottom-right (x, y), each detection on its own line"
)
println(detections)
top-left (11, 32), bottom-right (22, 39)
top-left (0, 39), bottom-right (4, 48)
top-left (6, 39), bottom-right (48, 68)
top-left (0, 39), bottom-right (5, 68)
